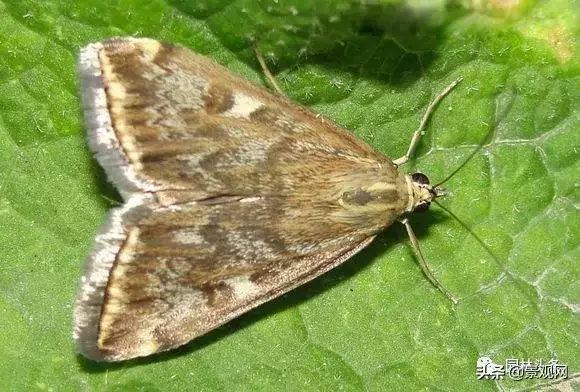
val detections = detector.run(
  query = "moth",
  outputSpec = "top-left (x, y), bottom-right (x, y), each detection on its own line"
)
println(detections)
top-left (74, 37), bottom-right (462, 361)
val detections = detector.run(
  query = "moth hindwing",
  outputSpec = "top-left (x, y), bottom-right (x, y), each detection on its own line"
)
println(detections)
top-left (75, 37), bottom-right (449, 361)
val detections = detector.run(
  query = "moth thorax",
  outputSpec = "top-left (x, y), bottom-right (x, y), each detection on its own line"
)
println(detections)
top-left (406, 172), bottom-right (439, 213)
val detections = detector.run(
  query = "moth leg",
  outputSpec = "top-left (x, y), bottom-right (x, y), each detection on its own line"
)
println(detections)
top-left (400, 217), bottom-right (458, 305)
top-left (253, 44), bottom-right (284, 95)
top-left (393, 77), bottom-right (463, 167)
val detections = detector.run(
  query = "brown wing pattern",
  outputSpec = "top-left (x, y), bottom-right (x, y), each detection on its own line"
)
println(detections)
top-left (74, 37), bottom-right (408, 361)
top-left (80, 196), bottom-right (378, 360)
top-left (82, 37), bottom-right (390, 202)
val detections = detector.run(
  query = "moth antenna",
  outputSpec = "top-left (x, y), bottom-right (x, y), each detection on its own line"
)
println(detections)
top-left (433, 126), bottom-right (494, 188)
top-left (394, 77), bottom-right (463, 167)
top-left (432, 201), bottom-right (535, 304)
top-left (399, 217), bottom-right (459, 306)
top-left (253, 43), bottom-right (284, 95)
top-left (432, 200), bottom-right (504, 271)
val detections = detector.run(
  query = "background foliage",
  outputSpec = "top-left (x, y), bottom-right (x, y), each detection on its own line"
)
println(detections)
top-left (0, 0), bottom-right (578, 390)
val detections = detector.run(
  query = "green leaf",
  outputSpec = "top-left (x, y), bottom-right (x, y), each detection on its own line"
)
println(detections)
top-left (1, 0), bottom-right (578, 390)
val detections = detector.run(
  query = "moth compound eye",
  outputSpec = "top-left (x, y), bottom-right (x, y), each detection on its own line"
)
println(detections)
top-left (411, 172), bottom-right (430, 185)
top-left (414, 201), bottom-right (431, 213)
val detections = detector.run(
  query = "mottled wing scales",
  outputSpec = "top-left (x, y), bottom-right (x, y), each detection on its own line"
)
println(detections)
top-left (75, 37), bottom-right (408, 361)
top-left (81, 197), bottom-right (377, 360)
top-left (81, 37), bottom-right (389, 202)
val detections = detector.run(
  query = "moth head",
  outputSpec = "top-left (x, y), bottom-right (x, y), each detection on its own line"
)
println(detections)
top-left (408, 172), bottom-right (446, 213)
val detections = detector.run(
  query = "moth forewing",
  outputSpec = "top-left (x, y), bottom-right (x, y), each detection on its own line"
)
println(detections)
top-left (74, 37), bottom-right (460, 361)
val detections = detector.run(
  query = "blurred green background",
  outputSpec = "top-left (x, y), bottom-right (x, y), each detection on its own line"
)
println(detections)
top-left (0, 0), bottom-right (578, 390)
